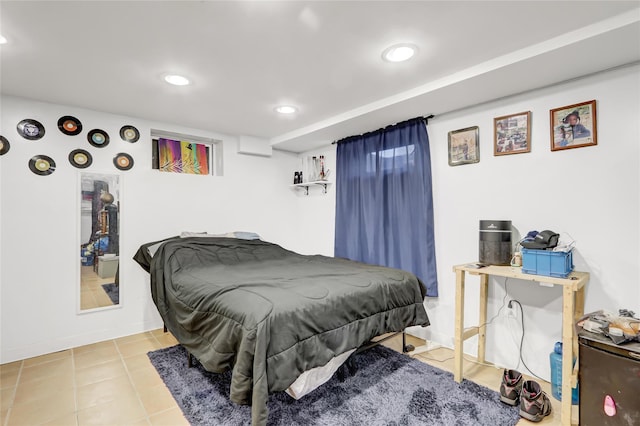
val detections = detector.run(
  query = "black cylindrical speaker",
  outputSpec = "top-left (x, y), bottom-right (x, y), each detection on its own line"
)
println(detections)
top-left (479, 220), bottom-right (512, 265)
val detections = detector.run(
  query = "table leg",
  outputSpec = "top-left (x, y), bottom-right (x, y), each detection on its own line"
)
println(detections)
top-left (478, 274), bottom-right (489, 364)
top-left (561, 286), bottom-right (575, 425)
top-left (454, 269), bottom-right (466, 382)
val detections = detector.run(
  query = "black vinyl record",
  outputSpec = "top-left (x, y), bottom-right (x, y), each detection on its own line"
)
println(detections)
top-left (68, 149), bottom-right (93, 169)
top-left (0, 136), bottom-right (10, 155)
top-left (113, 152), bottom-right (134, 170)
top-left (29, 155), bottom-right (56, 176)
top-left (87, 129), bottom-right (110, 148)
top-left (17, 119), bottom-right (45, 140)
top-left (119, 125), bottom-right (140, 143)
top-left (58, 116), bottom-right (83, 135)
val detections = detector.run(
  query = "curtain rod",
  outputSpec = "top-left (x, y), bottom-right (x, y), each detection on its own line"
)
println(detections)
top-left (331, 114), bottom-right (434, 145)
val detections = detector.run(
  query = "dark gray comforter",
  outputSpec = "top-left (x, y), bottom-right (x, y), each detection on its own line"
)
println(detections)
top-left (135, 237), bottom-right (429, 425)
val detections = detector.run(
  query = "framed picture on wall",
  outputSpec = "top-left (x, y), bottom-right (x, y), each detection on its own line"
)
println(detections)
top-left (494, 111), bottom-right (531, 156)
top-left (448, 126), bottom-right (479, 166)
top-left (550, 100), bottom-right (597, 151)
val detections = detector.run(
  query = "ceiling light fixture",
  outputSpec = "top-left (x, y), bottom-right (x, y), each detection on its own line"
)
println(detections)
top-left (275, 105), bottom-right (297, 114)
top-left (0, 35), bottom-right (7, 45)
top-left (382, 43), bottom-right (417, 62)
top-left (164, 74), bottom-right (190, 86)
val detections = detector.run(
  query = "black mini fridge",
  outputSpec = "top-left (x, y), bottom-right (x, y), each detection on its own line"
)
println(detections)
top-left (578, 331), bottom-right (640, 425)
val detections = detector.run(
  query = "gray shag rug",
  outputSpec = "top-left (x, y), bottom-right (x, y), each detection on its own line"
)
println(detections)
top-left (148, 344), bottom-right (520, 425)
top-left (101, 283), bottom-right (119, 305)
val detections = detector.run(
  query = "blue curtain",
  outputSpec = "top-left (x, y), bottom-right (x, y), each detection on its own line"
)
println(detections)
top-left (334, 117), bottom-right (438, 297)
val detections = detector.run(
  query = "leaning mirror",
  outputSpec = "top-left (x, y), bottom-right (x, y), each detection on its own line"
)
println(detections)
top-left (79, 172), bottom-right (120, 311)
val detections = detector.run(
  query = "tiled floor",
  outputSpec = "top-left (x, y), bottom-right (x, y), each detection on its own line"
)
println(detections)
top-left (80, 265), bottom-right (117, 311)
top-left (1, 332), bottom-right (573, 425)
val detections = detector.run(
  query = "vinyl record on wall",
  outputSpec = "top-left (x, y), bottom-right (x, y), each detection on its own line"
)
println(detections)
top-left (57, 116), bottom-right (83, 135)
top-left (113, 152), bottom-right (134, 170)
top-left (68, 149), bottom-right (93, 169)
top-left (0, 136), bottom-right (10, 155)
top-left (17, 119), bottom-right (45, 140)
top-left (119, 125), bottom-right (140, 143)
top-left (87, 129), bottom-right (110, 148)
top-left (29, 155), bottom-right (56, 176)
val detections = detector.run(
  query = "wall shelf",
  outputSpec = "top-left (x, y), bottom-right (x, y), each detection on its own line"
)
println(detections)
top-left (291, 181), bottom-right (331, 195)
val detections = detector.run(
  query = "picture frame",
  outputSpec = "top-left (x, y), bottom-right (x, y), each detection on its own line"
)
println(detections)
top-left (494, 111), bottom-right (531, 156)
top-left (550, 100), bottom-right (597, 151)
top-left (448, 126), bottom-right (479, 166)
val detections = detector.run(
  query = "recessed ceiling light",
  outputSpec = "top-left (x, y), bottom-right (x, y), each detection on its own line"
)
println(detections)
top-left (275, 105), bottom-right (297, 114)
top-left (164, 74), bottom-right (190, 86)
top-left (382, 43), bottom-right (417, 62)
top-left (0, 35), bottom-right (7, 45)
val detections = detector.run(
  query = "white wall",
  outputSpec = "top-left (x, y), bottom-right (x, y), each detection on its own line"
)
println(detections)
top-left (296, 64), bottom-right (640, 381)
top-left (0, 96), bottom-right (301, 363)
top-left (2, 64), bottom-right (639, 377)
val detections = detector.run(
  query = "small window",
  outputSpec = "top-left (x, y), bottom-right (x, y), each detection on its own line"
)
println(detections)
top-left (150, 129), bottom-right (223, 176)
top-left (366, 144), bottom-right (415, 174)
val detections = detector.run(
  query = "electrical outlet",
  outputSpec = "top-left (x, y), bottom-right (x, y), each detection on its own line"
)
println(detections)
top-left (505, 300), bottom-right (517, 317)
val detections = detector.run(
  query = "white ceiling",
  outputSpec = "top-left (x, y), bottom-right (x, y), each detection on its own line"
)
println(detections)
top-left (1, 1), bottom-right (639, 153)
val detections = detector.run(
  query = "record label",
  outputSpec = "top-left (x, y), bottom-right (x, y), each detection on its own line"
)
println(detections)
top-left (58, 116), bottom-right (83, 135)
top-left (29, 155), bottom-right (56, 175)
top-left (113, 153), bottom-right (134, 170)
top-left (17, 119), bottom-right (45, 140)
top-left (69, 149), bottom-right (93, 169)
top-left (0, 136), bottom-right (10, 156)
top-left (87, 129), bottom-right (110, 148)
top-left (119, 125), bottom-right (140, 143)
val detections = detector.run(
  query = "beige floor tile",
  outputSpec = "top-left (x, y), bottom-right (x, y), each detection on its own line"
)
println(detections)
top-left (129, 367), bottom-right (165, 392)
top-left (148, 407), bottom-right (190, 426)
top-left (148, 328), bottom-right (167, 337)
top-left (23, 349), bottom-right (72, 368)
top-left (73, 345), bottom-right (120, 370)
top-left (13, 373), bottom-right (74, 405)
top-left (75, 358), bottom-right (127, 387)
top-left (122, 354), bottom-right (153, 373)
top-left (7, 391), bottom-right (75, 425)
top-left (154, 333), bottom-right (179, 349)
top-left (115, 332), bottom-right (155, 345)
top-left (41, 412), bottom-right (78, 425)
top-left (1, 387), bottom-right (16, 411)
top-left (77, 397), bottom-right (146, 425)
top-left (117, 339), bottom-right (162, 358)
top-left (76, 376), bottom-right (138, 411)
top-left (138, 384), bottom-right (179, 416)
top-left (18, 357), bottom-right (73, 385)
top-left (0, 368), bottom-right (20, 390)
top-left (0, 360), bottom-right (22, 374)
top-left (73, 340), bottom-right (117, 356)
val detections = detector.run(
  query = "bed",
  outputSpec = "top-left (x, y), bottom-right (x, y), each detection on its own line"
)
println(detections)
top-left (134, 235), bottom-right (430, 425)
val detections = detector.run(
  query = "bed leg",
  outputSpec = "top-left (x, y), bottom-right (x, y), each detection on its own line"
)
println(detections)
top-left (188, 352), bottom-right (194, 368)
top-left (402, 332), bottom-right (415, 353)
top-left (163, 324), bottom-right (167, 333)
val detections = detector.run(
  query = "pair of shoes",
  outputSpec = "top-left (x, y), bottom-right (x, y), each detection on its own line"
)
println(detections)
top-left (499, 369), bottom-right (552, 422)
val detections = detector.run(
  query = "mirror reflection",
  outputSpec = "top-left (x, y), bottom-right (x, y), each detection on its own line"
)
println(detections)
top-left (80, 172), bottom-right (120, 310)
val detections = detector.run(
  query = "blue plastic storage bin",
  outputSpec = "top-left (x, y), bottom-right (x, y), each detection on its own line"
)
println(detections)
top-left (550, 342), bottom-right (579, 405)
top-left (521, 248), bottom-right (573, 278)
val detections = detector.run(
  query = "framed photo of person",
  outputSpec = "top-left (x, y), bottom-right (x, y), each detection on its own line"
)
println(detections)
top-left (494, 111), bottom-right (531, 156)
top-left (550, 100), bottom-right (597, 151)
top-left (448, 126), bottom-right (479, 166)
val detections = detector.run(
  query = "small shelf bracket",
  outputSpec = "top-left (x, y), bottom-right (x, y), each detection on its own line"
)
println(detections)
top-left (291, 181), bottom-right (331, 196)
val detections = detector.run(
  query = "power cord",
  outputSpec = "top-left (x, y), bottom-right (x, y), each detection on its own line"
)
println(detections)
top-left (509, 299), bottom-right (545, 381)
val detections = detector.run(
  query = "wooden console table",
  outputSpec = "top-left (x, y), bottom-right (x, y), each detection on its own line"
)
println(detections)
top-left (452, 263), bottom-right (588, 426)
